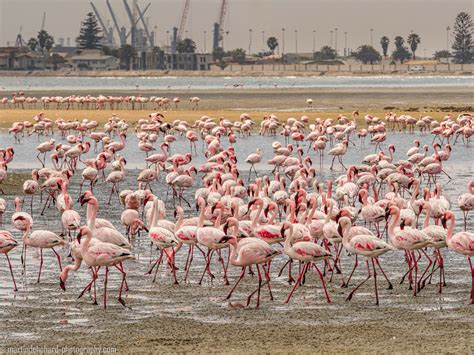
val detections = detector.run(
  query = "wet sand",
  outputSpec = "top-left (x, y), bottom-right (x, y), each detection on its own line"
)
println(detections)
top-left (0, 129), bottom-right (473, 353)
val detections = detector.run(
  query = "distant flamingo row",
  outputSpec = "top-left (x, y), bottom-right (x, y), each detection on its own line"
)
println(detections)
top-left (1, 92), bottom-right (201, 111)
top-left (0, 109), bottom-right (473, 309)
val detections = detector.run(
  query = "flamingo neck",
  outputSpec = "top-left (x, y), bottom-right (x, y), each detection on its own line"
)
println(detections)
top-left (87, 201), bottom-right (98, 230)
top-left (214, 207), bottom-right (224, 228)
top-left (388, 210), bottom-right (400, 238)
top-left (251, 203), bottom-right (264, 229)
top-left (197, 202), bottom-right (205, 228)
top-left (446, 214), bottom-right (455, 242)
top-left (423, 204), bottom-right (431, 229)
top-left (283, 224), bottom-right (294, 251)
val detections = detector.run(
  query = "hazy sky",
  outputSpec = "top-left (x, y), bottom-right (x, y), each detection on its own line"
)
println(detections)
top-left (0, 0), bottom-right (472, 55)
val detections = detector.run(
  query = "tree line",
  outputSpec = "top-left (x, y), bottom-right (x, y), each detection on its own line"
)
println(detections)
top-left (13, 10), bottom-right (472, 70)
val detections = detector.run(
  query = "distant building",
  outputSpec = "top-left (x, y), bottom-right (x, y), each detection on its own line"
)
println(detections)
top-left (163, 53), bottom-right (213, 70)
top-left (70, 49), bottom-right (119, 70)
top-left (0, 47), bottom-right (43, 69)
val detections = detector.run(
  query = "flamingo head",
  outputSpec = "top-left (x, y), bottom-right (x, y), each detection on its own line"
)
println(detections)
top-left (79, 191), bottom-right (94, 206)
top-left (59, 274), bottom-right (66, 291)
top-left (218, 235), bottom-right (236, 245)
top-left (76, 226), bottom-right (90, 244)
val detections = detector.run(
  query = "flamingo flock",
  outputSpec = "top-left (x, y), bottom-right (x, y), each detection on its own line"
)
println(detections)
top-left (0, 110), bottom-right (473, 310)
top-left (1, 92), bottom-right (196, 111)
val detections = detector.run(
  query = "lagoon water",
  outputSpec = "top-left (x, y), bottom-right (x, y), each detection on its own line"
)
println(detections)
top-left (1, 75), bottom-right (473, 92)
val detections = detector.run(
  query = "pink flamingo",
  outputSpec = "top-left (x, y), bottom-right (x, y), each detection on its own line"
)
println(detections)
top-left (61, 192), bottom-right (81, 239)
top-left (245, 148), bottom-right (263, 181)
top-left (442, 211), bottom-right (474, 304)
top-left (328, 139), bottom-right (348, 170)
top-left (218, 233), bottom-right (279, 308)
top-left (282, 221), bottom-right (332, 304)
top-left (339, 217), bottom-right (395, 305)
top-left (35, 139), bottom-right (55, 167)
top-left (20, 217), bottom-right (65, 283)
top-left (22, 169), bottom-right (40, 214)
top-left (388, 206), bottom-right (433, 296)
top-left (76, 226), bottom-right (134, 308)
top-left (458, 181), bottom-right (474, 230)
top-left (0, 230), bottom-right (18, 291)
top-left (105, 158), bottom-right (126, 204)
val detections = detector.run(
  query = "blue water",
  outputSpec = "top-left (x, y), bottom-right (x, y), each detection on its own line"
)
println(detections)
top-left (0, 75), bottom-right (472, 92)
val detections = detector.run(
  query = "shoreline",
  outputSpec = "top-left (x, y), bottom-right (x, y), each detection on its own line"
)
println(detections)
top-left (1, 69), bottom-right (473, 78)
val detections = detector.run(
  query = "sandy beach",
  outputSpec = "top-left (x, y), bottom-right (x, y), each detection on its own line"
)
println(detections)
top-left (1, 86), bottom-right (473, 129)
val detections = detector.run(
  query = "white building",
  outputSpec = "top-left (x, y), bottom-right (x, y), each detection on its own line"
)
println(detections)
top-left (70, 54), bottom-right (119, 70)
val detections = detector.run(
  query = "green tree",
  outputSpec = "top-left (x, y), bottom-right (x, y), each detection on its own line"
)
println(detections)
top-left (380, 36), bottom-right (390, 57)
top-left (101, 45), bottom-right (112, 55)
top-left (152, 46), bottom-right (165, 69)
top-left (313, 46), bottom-right (337, 61)
top-left (266, 36), bottom-right (279, 54)
top-left (118, 44), bottom-right (137, 70)
top-left (230, 48), bottom-right (247, 64)
top-left (392, 36), bottom-right (411, 63)
top-left (215, 60), bottom-right (228, 70)
top-left (452, 12), bottom-right (473, 64)
top-left (176, 38), bottom-right (196, 53)
top-left (48, 53), bottom-right (66, 70)
top-left (212, 47), bottom-right (226, 61)
top-left (77, 12), bottom-right (103, 49)
top-left (407, 33), bottom-right (421, 59)
top-left (353, 45), bottom-right (382, 64)
top-left (433, 50), bottom-right (451, 61)
top-left (37, 30), bottom-right (54, 53)
top-left (27, 37), bottom-right (39, 52)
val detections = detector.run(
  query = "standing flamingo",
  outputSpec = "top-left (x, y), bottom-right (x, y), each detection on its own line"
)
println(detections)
top-left (0, 230), bottom-right (18, 291)
top-left (442, 211), bottom-right (474, 304)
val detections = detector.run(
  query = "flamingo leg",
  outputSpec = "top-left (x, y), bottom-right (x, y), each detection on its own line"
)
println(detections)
top-left (346, 260), bottom-right (371, 302)
top-left (52, 247), bottom-right (62, 272)
top-left (374, 257), bottom-right (393, 289)
top-left (261, 263), bottom-right (273, 300)
top-left (284, 263), bottom-right (309, 304)
top-left (343, 254), bottom-right (359, 288)
top-left (5, 254), bottom-right (18, 291)
top-left (468, 257), bottom-right (473, 305)
top-left (103, 266), bottom-right (108, 309)
top-left (114, 263), bottom-right (128, 307)
top-left (226, 267), bottom-right (246, 300)
top-left (37, 249), bottom-right (43, 283)
top-left (313, 263), bottom-right (331, 303)
top-left (152, 251), bottom-right (164, 283)
top-left (412, 251), bottom-right (418, 296)
top-left (371, 258), bottom-right (379, 305)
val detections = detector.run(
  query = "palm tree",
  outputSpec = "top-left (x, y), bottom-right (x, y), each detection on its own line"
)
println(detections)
top-left (266, 36), bottom-right (278, 54)
top-left (380, 36), bottom-right (390, 58)
top-left (407, 33), bottom-right (421, 59)
top-left (37, 30), bottom-right (54, 69)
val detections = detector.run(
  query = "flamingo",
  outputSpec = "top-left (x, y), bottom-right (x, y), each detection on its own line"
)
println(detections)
top-left (282, 221), bottom-right (332, 304)
top-left (219, 233), bottom-right (279, 308)
top-left (76, 226), bottom-right (134, 308)
top-left (245, 148), bottom-right (263, 181)
top-left (441, 211), bottom-right (474, 304)
top-left (328, 139), bottom-right (349, 170)
top-left (19, 217), bottom-right (66, 283)
top-left (458, 181), bottom-right (474, 230)
top-left (388, 206), bottom-right (433, 295)
top-left (0, 230), bottom-right (18, 291)
top-left (339, 217), bottom-right (395, 305)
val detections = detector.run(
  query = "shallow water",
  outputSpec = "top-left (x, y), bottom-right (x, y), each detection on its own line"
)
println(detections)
top-left (0, 129), bottom-right (473, 346)
top-left (1, 75), bottom-right (473, 92)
